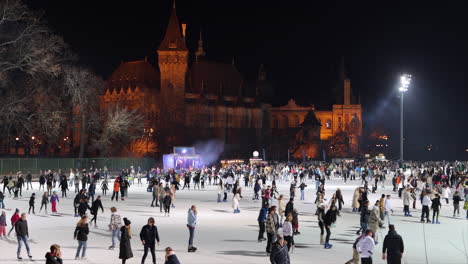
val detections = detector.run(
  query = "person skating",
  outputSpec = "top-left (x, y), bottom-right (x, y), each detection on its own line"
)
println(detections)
top-left (164, 247), bottom-right (181, 264)
top-left (420, 191), bottom-right (431, 223)
top-left (278, 195), bottom-right (286, 227)
top-left (369, 200), bottom-right (385, 244)
top-left (39, 192), bottom-right (49, 214)
top-left (323, 205), bottom-right (338, 249)
top-left (0, 190), bottom-right (4, 209)
top-left (0, 211), bottom-right (6, 238)
top-left (15, 213), bottom-right (32, 260)
top-left (257, 203), bottom-right (268, 242)
top-left (101, 178), bottom-right (109, 196)
top-left (453, 191), bottom-right (462, 217)
top-left (109, 207), bottom-right (122, 250)
top-left (357, 200), bottom-right (370, 235)
top-left (282, 214), bottom-right (294, 252)
top-left (317, 203), bottom-right (325, 245)
top-left (187, 205), bottom-right (198, 252)
top-left (90, 196), bottom-right (104, 227)
top-left (382, 224), bottom-right (404, 264)
top-left (45, 244), bottom-right (63, 264)
top-left (232, 191), bottom-right (241, 213)
top-left (29, 193), bottom-right (36, 214)
top-left (74, 215), bottom-right (89, 260)
top-left (151, 182), bottom-right (159, 207)
top-left (356, 229), bottom-right (375, 264)
top-left (50, 191), bottom-right (59, 213)
top-left (140, 217), bottom-right (160, 264)
top-left (163, 191), bottom-right (172, 216)
top-left (298, 182), bottom-right (307, 201)
top-left (265, 206), bottom-right (279, 254)
top-left (8, 208), bottom-right (20, 236)
top-left (402, 186), bottom-right (413, 216)
top-left (59, 177), bottom-right (68, 198)
top-left (120, 218), bottom-right (133, 264)
top-left (78, 197), bottom-right (92, 217)
top-left (431, 194), bottom-right (442, 224)
top-left (112, 179), bottom-right (120, 202)
top-left (269, 235), bottom-right (290, 264)
top-left (73, 189), bottom-right (86, 217)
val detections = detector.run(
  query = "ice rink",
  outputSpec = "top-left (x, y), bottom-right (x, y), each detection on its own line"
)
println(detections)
top-left (0, 179), bottom-right (467, 264)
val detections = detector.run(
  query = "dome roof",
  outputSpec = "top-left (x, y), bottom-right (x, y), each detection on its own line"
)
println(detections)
top-left (108, 60), bottom-right (160, 90)
top-left (187, 60), bottom-right (253, 97)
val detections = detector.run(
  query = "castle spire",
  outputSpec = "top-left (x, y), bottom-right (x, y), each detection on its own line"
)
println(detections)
top-left (157, 0), bottom-right (187, 51)
top-left (195, 30), bottom-right (206, 58)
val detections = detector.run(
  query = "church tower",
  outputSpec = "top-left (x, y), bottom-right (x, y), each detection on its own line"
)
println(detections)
top-left (157, 0), bottom-right (188, 147)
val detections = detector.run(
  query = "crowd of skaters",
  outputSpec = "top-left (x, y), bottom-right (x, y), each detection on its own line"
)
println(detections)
top-left (0, 161), bottom-right (467, 263)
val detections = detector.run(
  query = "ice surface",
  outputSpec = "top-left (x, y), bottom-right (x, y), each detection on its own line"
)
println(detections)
top-left (0, 179), bottom-right (467, 264)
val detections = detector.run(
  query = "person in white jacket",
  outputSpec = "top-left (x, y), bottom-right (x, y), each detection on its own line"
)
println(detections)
top-left (356, 229), bottom-right (375, 264)
top-left (441, 185), bottom-right (451, 204)
top-left (232, 192), bottom-right (241, 214)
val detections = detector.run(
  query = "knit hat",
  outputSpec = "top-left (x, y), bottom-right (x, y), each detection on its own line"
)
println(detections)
top-left (123, 217), bottom-right (131, 226)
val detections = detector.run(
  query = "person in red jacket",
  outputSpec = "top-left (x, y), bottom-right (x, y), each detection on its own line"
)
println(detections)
top-left (7, 208), bottom-right (20, 236)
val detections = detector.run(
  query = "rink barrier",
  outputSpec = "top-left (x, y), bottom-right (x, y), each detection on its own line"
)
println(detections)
top-left (0, 157), bottom-right (155, 175)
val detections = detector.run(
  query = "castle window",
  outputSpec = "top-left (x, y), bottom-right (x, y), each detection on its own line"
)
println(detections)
top-left (325, 119), bottom-right (332, 129)
top-left (338, 117), bottom-right (342, 129)
top-left (169, 40), bottom-right (177, 49)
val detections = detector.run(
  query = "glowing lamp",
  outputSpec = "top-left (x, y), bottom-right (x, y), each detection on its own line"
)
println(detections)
top-left (253, 151), bottom-right (259, 157)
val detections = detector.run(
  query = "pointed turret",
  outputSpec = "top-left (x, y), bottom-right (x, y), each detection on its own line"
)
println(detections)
top-left (158, 0), bottom-right (188, 51)
top-left (195, 30), bottom-right (206, 58)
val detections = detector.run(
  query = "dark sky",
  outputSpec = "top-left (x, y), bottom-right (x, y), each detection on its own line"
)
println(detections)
top-left (28, 0), bottom-right (468, 160)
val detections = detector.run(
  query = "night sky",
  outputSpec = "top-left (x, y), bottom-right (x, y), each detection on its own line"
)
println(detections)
top-left (28, 0), bottom-right (468, 160)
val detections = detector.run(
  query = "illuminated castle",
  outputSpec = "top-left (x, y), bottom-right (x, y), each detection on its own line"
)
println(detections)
top-left (100, 2), bottom-right (362, 159)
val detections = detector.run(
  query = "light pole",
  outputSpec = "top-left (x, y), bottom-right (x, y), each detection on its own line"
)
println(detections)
top-left (398, 74), bottom-right (411, 164)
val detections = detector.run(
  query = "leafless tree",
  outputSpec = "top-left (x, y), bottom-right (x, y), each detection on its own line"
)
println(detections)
top-left (0, 0), bottom-right (64, 77)
top-left (92, 106), bottom-right (144, 156)
top-left (63, 65), bottom-right (104, 157)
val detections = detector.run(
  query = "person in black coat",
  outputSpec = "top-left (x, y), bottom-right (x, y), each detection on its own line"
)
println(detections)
top-left (164, 247), bottom-right (181, 264)
top-left (28, 193), bottom-right (35, 214)
top-left (120, 218), bottom-right (133, 264)
top-left (270, 235), bottom-right (290, 264)
top-left (45, 244), bottom-right (63, 264)
top-left (382, 225), bottom-right (404, 264)
top-left (284, 198), bottom-right (294, 217)
top-left (140, 217), bottom-right (160, 264)
top-left (323, 205), bottom-right (338, 249)
top-left (78, 197), bottom-right (92, 217)
top-left (74, 215), bottom-right (89, 260)
top-left (90, 196), bottom-right (104, 227)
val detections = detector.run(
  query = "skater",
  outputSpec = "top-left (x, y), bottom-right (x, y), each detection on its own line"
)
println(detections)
top-left (420, 191), bottom-right (431, 223)
top-left (8, 208), bottom-right (20, 236)
top-left (187, 205), bottom-right (198, 252)
top-left (164, 247), bottom-right (181, 264)
top-left (402, 186), bottom-right (412, 216)
top-left (431, 194), bottom-right (441, 224)
top-left (109, 207), bottom-right (122, 250)
top-left (382, 225), bottom-right (404, 264)
top-left (119, 218), bottom-right (133, 264)
top-left (151, 182), bottom-right (160, 207)
top-left (140, 217), bottom-right (160, 264)
top-left (269, 235), bottom-right (290, 264)
top-left (26, 172), bottom-right (33, 190)
top-left (73, 190), bottom-right (86, 217)
top-left (266, 206), bottom-right (279, 254)
top-left (298, 181), bottom-right (307, 200)
top-left (441, 185), bottom-right (451, 204)
top-left (357, 229), bottom-right (375, 264)
top-left (0, 191), bottom-right (4, 209)
top-left (384, 195), bottom-right (393, 225)
top-left (88, 181), bottom-right (96, 202)
top-left (317, 203), bottom-right (325, 245)
top-left (453, 191), bottom-right (462, 217)
top-left (45, 244), bottom-right (63, 264)
top-left (15, 213), bottom-right (32, 260)
top-left (163, 191), bottom-right (172, 216)
top-left (0, 211), bottom-right (6, 238)
top-left (216, 182), bottom-right (223, 203)
top-left (232, 190), bottom-right (241, 214)
top-left (50, 191), bottom-right (59, 213)
top-left (39, 192), bottom-right (49, 214)
top-left (59, 177), bottom-right (68, 198)
top-left (369, 200), bottom-right (384, 243)
top-left (74, 215), bottom-right (89, 260)
top-left (323, 205), bottom-right (338, 249)
top-left (28, 193), bottom-right (35, 214)
top-left (282, 214), bottom-right (295, 252)
top-left (357, 200), bottom-right (370, 235)
top-left (78, 197), bottom-right (92, 217)
top-left (258, 203), bottom-right (268, 242)
top-left (278, 195), bottom-right (286, 226)
top-left (112, 179), bottom-right (120, 201)
top-left (90, 196), bottom-right (104, 227)
top-left (101, 178), bottom-right (109, 196)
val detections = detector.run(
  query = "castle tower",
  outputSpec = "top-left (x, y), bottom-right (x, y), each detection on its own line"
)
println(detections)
top-left (157, 0), bottom-right (188, 147)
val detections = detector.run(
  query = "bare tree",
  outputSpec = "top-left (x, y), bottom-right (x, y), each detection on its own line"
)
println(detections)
top-left (0, 0), bottom-right (64, 76)
top-left (63, 65), bottom-right (103, 157)
top-left (92, 106), bottom-right (144, 156)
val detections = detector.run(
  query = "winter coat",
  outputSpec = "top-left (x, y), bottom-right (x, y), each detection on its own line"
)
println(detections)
top-left (232, 193), bottom-right (240, 209)
top-left (352, 188), bottom-right (360, 209)
top-left (266, 213), bottom-right (279, 234)
top-left (74, 223), bottom-right (89, 241)
top-left (139, 224), bottom-right (160, 245)
top-left (78, 201), bottom-right (91, 214)
top-left (270, 242), bottom-right (290, 264)
top-left (109, 212), bottom-right (122, 230)
top-left (323, 209), bottom-right (337, 226)
top-left (285, 202), bottom-right (294, 217)
top-left (0, 214), bottom-right (6, 226)
top-left (368, 206), bottom-right (384, 232)
top-left (163, 195), bottom-right (172, 206)
top-left (187, 208), bottom-right (197, 227)
top-left (383, 230), bottom-right (404, 257)
top-left (91, 200), bottom-right (104, 215)
top-left (442, 187), bottom-right (451, 199)
top-left (258, 207), bottom-right (268, 222)
top-left (278, 199), bottom-right (286, 215)
top-left (29, 196), bottom-right (35, 206)
top-left (402, 189), bottom-right (411, 206)
top-left (15, 218), bottom-right (28, 237)
top-left (165, 252), bottom-right (181, 264)
top-left (119, 226), bottom-right (133, 260)
top-left (45, 252), bottom-right (63, 264)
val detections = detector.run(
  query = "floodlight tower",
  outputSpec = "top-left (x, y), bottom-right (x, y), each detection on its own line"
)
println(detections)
top-left (399, 74), bottom-right (411, 163)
